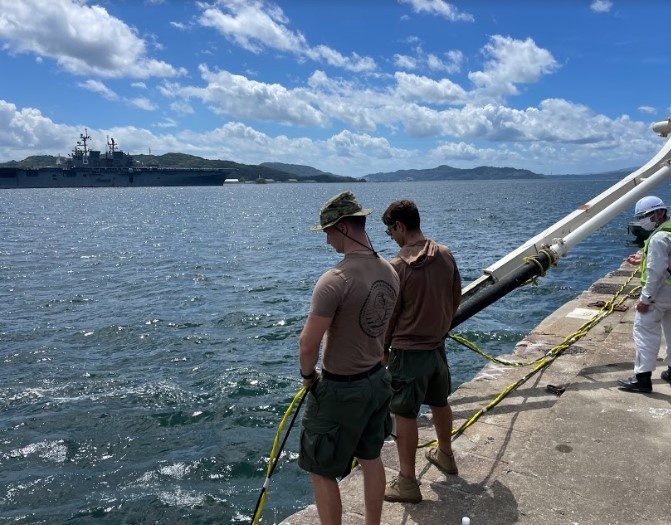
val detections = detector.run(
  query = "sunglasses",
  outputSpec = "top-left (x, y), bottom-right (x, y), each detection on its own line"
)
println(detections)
top-left (385, 222), bottom-right (397, 236)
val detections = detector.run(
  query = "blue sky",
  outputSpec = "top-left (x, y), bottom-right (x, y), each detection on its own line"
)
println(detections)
top-left (1, 0), bottom-right (670, 177)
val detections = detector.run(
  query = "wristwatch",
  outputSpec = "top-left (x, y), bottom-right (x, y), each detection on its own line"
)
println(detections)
top-left (300, 369), bottom-right (317, 380)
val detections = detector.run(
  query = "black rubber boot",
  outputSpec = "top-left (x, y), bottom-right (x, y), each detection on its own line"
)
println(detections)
top-left (661, 367), bottom-right (671, 384)
top-left (617, 372), bottom-right (653, 393)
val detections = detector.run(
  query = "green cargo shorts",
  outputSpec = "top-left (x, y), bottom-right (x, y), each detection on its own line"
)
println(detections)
top-left (388, 346), bottom-right (451, 419)
top-left (298, 367), bottom-right (392, 479)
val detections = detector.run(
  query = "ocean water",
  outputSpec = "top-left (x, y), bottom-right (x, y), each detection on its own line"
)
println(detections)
top-left (0, 179), bottom-right (665, 524)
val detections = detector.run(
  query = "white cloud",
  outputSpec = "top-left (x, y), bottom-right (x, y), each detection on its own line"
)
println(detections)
top-left (399, 0), bottom-right (474, 22)
top-left (427, 50), bottom-right (463, 73)
top-left (198, 0), bottom-right (302, 54)
top-left (0, 0), bottom-right (186, 78)
top-left (169, 101), bottom-right (195, 115)
top-left (394, 54), bottom-right (419, 70)
top-left (191, 122), bottom-right (320, 163)
top-left (160, 64), bottom-right (327, 127)
top-left (468, 35), bottom-right (559, 100)
top-left (305, 45), bottom-right (376, 73)
top-left (77, 79), bottom-right (161, 112)
top-left (0, 100), bottom-right (80, 158)
top-left (306, 70), bottom-right (329, 88)
top-left (147, 52), bottom-right (599, 147)
top-left (393, 72), bottom-right (467, 105)
top-left (415, 100), bottom-right (610, 144)
top-left (78, 80), bottom-right (119, 100)
top-left (638, 106), bottom-right (656, 115)
top-left (129, 97), bottom-right (158, 111)
top-left (395, 46), bottom-right (463, 74)
top-left (326, 130), bottom-right (401, 159)
top-left (156, 117), bottom-right (178, 128)
top-left (590, 0), bottom-right (613, 13)
top-left (78, 80), bottom-right (159, 111)
top-left (197, 0), bottom-right (376, 72)
top-left (429, 141), bottom-right (523, 164)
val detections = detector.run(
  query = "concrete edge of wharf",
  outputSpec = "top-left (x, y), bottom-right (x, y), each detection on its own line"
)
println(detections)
top-left (280, 259), bottom-right (671, 525)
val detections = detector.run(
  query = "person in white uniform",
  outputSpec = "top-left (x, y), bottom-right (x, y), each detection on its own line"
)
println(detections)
top-left (618, 195), bottom-right (671, 393)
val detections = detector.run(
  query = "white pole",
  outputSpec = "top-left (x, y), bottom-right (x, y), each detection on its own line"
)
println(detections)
top-left (551, 164), bottom-right (671, 257)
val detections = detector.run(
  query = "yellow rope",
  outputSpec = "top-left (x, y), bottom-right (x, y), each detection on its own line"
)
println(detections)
top-left (523, 255), bottom-right (546, 276)
top-left (252, 386), bottom-right (307, 525)
top-left (419, 268), bottom-right (639, 449)
top-left (519, 249), bottom-right (557, 286)
top-left (448, 333), bottom-right (546, 367)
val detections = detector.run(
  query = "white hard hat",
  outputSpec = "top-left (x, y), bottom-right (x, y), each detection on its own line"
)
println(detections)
top-left (635, 195), bottom-right (666, 218)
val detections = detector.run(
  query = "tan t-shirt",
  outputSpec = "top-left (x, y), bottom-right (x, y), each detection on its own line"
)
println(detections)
top-left (385, 238), bottom-right (461, 350)
top-left (310, 252), bottom-right (399, 375)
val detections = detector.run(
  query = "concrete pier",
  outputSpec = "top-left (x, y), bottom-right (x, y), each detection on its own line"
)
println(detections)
top-left (280, 260), bottom-right (671, 525)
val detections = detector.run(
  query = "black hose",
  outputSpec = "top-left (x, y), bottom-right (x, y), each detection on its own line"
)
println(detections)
top-left (451, 251), bottom-right (554, 330)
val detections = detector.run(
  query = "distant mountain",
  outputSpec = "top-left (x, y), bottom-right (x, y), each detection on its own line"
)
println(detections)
top-left (260, 162), bottom-right (363, 183)
top-left (545, 167), bottom-right (636, 180)
top-left (132, 153), bottom-right (304, 182)
top-left (362, 165), bottom-right (543, 182)
top-left (0, 155), bottom-right (64, 168)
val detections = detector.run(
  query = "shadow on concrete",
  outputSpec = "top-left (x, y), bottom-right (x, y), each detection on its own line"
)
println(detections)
top-left (390, 478), bottom-right (519, 525)
top-left (448, 360), bottom-right (671, 420)
top-left (577, 360), bottom-right (635, 378)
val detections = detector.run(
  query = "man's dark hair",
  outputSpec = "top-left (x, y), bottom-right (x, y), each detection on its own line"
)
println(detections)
top-left (382, 199), bottom-right (420, 230)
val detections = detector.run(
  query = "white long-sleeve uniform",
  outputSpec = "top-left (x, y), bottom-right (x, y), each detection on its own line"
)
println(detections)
top-left (634, 228), bottom-right (671, 373)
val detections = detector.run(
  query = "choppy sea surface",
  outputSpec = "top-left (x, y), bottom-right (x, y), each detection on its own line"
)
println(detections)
top-left (0, 179), bottom-right (666, 524)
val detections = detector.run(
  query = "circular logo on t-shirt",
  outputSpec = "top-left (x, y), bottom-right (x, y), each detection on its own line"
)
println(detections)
top-left (359, 280), bottom-right (397, 337)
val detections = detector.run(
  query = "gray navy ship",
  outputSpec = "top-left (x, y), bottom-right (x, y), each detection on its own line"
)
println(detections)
top-left (0, 130), bottom-right (235, 188)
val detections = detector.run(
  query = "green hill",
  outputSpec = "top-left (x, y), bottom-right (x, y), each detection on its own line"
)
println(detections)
top-left (260, 162), bottom-right (362, 182)
top-left (363, 164), bottom-right (544, 182)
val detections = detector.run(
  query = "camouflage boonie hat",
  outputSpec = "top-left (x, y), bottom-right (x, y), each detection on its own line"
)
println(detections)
top-left (311, 191), bottom-right (373, 231)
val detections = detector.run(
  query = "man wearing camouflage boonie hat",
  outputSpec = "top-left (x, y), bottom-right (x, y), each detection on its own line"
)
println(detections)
top-left (298, 191), bottom-right (400, 524)
top-left (310, 191), bottom-right (373, 231)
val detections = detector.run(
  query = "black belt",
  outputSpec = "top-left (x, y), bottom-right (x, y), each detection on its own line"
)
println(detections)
top-left (322, 362), bottom-right (382, 382)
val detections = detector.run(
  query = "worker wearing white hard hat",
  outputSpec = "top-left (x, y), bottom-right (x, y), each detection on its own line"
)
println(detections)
top-left (634, 195), bottom-right (667, 223)
top-left (619, 196), bottom-right (671, 392)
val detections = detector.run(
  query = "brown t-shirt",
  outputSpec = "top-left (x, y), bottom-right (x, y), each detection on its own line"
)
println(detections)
top-left (310, 252), bottom-right (400, 375)
top-left (385, 238), bottom-right (461, 350)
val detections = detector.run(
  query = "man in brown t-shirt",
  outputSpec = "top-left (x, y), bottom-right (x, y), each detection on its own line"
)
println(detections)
top-left (298, 191), bottom-right (399, 524)
top-left (381, 199), bottom-right (461, 504)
